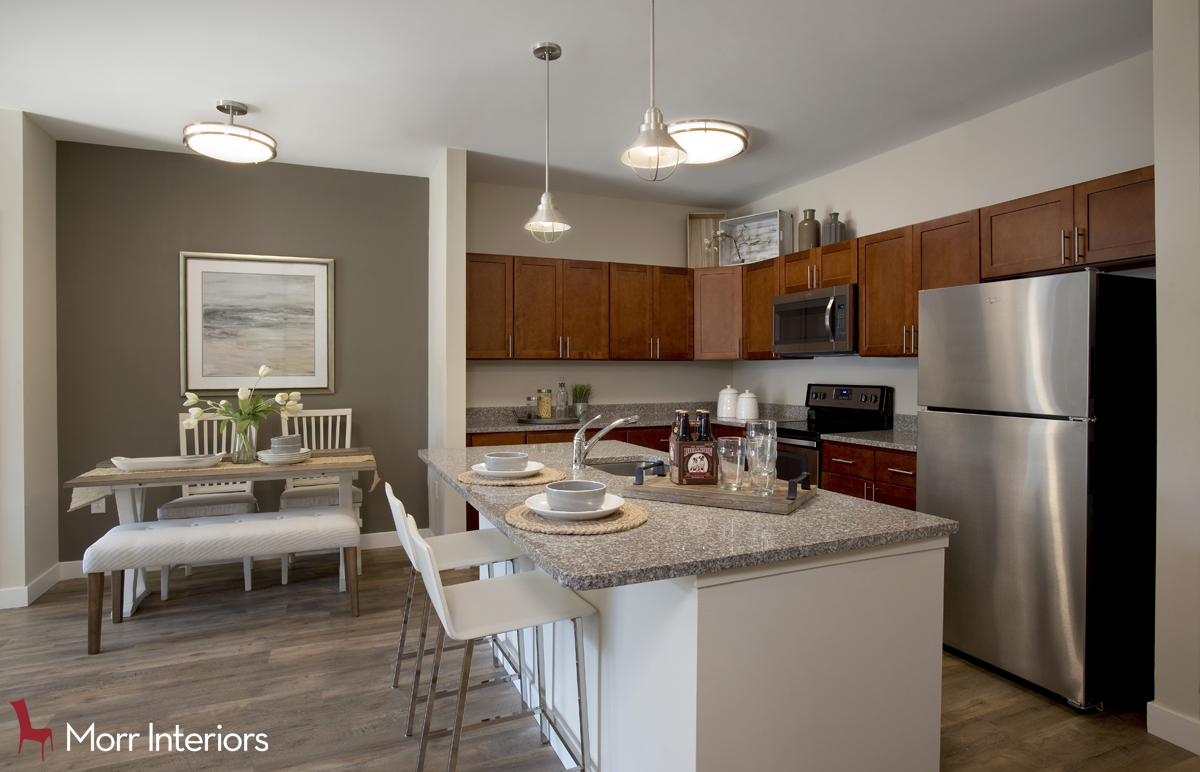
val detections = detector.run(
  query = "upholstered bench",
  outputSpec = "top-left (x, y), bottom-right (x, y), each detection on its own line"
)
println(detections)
top-left (81, 509), bottom-right (361, 654)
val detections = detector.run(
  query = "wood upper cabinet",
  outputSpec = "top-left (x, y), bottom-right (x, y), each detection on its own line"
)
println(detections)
top-left (652, 266), bottom-right (694, 360)
top-left (609, 263), bottom-right (654, 360)
top-left (466, 253), bottom-right (513, 359)
top-left (915, 210), bottom-right (980, 291)
top-left (693, 266), bottom-right (742, 360)
top-left (818, 238), bottom-right (859, 287)
top-left (780, 248), bottom-right (821, 293)
top-left (562, 260), bottom-right (609, 359)
top-left (858, 226), bottom-right (916, 357)
top-left (1074, 166), bottom-right (1155, 265)
top-left (513, 256), bottom-right (563, 358)
top-left (742, 257), bottom-right (780, 360)
top-left (981, 186), bottom-right (1073, 279)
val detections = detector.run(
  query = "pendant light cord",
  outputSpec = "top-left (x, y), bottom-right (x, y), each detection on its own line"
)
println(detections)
top-left (545, 49), bottom-right (550, 194)
top-left (650, 0), bottom-right (656, 107)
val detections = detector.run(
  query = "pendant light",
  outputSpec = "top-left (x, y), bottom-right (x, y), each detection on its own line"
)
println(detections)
top-left (183, 100), bottom-right (277, 164)
top-left (525, 42), bottom-right (571, 243)
top-left (668, 119), bottom-right (749, 164)
top-left (620, 0), bottom-right (687, 181)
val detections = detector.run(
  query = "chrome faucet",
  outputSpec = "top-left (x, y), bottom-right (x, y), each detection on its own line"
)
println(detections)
top-left (572, 414), bottom-right (640, 471)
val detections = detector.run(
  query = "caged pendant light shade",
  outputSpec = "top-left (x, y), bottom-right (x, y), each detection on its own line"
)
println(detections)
top-left (620, 0), bottom-right (686, 181)
top-left (183, 101), bottom-right (276, 164)
top-left (525, 42), bottom-right (570, 243)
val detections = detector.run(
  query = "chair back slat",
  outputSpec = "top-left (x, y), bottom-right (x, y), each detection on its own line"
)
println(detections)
top-left (177, 414), bottom-right (255, 496)
top-left (280, 408), bottom-right (353, 489)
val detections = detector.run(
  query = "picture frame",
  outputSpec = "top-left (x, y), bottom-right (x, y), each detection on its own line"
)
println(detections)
top-left (179, 251), bottom-right (335, 395)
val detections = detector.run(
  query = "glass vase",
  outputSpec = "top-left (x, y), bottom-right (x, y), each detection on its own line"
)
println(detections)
top-left (231, 423), bottom-right (257, 464)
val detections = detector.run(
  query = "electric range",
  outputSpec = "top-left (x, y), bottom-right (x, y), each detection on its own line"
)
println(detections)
top-left (774, 384), bottom-right (895, 487)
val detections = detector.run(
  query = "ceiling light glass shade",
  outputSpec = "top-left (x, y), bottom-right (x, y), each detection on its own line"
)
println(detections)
top-left (183, 122), bottom-right (277, 163)
top-left (668, 119), bottom-right (748, 164)
top-left (621, 106), bottom-right (687, 181)
top-left (525, 191), bottom-right (571, 243)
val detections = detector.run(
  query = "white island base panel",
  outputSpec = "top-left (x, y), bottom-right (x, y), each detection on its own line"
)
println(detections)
top-left (484, 528), bottom-right (948, 772)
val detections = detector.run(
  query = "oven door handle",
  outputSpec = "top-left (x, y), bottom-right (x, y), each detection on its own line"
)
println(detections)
top-left (824, 296), bottom-right (835, 343)
top-left (777, 437), bottom-right (818, 448)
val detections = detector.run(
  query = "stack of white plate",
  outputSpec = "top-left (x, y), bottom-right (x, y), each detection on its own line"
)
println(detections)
top-left (257, 448), bottom-right (312, 466)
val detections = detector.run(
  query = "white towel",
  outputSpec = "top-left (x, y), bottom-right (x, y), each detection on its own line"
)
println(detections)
top-left (69, 486), bottom-right (112, 512)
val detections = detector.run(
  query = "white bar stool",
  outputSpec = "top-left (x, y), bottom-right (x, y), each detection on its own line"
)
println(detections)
top-left (385, 485), bottom-right (527, 734)
top-left (403, 511), bottom-right (597, 772)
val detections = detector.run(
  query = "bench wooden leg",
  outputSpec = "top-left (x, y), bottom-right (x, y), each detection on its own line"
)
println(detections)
top-left (112, 569), bottom-right (124, 624)
top-left (344, 547), bottom-right (359, 617)
top-left (87, 573), bottom-right (103, 655)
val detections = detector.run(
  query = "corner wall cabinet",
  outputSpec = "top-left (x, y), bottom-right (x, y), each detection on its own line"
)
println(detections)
top-left (742, 257), bottom-right (781, 360)
top-left (1073, 166), bottom-right (1155, 265)
top-left (858, 226), bottom-right (916, 357)
top-left (466, 254), bottom-right (513, 359)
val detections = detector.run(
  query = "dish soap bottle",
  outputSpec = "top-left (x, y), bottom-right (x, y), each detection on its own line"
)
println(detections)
top-left (556, 377), bottom-right (569, 419)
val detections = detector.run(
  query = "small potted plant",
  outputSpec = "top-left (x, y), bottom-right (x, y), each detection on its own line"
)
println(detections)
top-left (182, 365), bottom-right (303, 463)
top-left (571, 383), bottom-right (593, 419)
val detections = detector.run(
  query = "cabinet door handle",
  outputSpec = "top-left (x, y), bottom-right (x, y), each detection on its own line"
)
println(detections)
top-left (559, 336), bottom-right (562, 358)
top-left (887, 468), bottom-right (914, 475)
top-left (1061, 230), bottom-right (1067, 265)
top-left (814, 266), bottom-right (819, 287)
top-left (1075, 227), bottom-right (1084, 263)
top-left (863, 482), bottom-right (869, 498)
top-left (508, 335), bottom-right (512, 358)
top-left (657, 338), bottom-right (660, 359)
top-left (650, 338), bottom-right (653, 358)
top-left (833, 458), bottom-right (854, 464)
top-left (567, 336), bottom-right (570, 358)
top-left (913, 326), bottom-right (917, 353)
top-left (737, 338), bottom-right (741, 358)
top-left (807, 265), bottom-right (812, 289)
top-left (902, 325), bottom-right (908, 354)
top-left (872, 484), bottom-right (877, 501)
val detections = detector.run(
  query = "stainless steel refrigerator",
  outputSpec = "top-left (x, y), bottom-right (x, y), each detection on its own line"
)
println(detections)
top-left (917, 271), bottom-right (1155, 709)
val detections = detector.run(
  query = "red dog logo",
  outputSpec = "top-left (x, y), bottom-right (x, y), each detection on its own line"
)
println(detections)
top-left (9, 700), bottom-right (53, 761)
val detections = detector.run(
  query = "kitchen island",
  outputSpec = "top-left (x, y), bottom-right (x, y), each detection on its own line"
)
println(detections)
top-left (420, 440), bottom-right (958, 772)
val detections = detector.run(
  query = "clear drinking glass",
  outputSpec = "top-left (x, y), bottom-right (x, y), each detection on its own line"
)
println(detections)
top-left (718, 437), bottom-right (746, 491)
top-left (744, 420), bottom-right (778, 496)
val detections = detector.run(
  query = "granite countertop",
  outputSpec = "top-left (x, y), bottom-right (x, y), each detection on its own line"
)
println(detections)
top-left (466, 401), bottom-right (808, 435)
top-left (819, 414), bottom-right (918, 452)
top-left (418, 439), bottom-right (956, 591)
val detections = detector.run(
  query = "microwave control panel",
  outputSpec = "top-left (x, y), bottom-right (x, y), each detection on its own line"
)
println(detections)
top-left (805, 384), bottom-right (892, 411)
top-left (833, 302), bottom-right (848, 341)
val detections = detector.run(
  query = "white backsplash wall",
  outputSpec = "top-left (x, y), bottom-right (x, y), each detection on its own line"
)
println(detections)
top-left (466, 360), bottom-right (737, 407)
top-left (732, 358), bottom-right (920, 415)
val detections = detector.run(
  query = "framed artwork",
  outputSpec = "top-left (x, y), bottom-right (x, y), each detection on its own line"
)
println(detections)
top-left (180, 251), bottom-right (335, 394)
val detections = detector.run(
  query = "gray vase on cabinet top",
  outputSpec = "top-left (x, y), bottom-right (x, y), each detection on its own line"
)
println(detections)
top-left (798, 209), bottom-right (821, 250)
top-left (824, 212), bottom-right (847, 245)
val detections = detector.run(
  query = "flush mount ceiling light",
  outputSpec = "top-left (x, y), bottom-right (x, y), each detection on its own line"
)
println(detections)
top-left (525, 42), bottom-right (570, 243)
top-left (668, 119), bottom-right (749, 164)
top-left (183, 100), bottom-right (277, 164)
top-left (620, 0), bottom-right (687, 181)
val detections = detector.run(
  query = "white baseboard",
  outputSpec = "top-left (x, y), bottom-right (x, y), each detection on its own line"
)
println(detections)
top-left (1148, 700), bottom-right (1200, 755)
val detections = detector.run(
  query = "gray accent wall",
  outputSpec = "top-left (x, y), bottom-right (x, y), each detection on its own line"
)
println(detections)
top-left (56, 142), bottom-right (429, 561)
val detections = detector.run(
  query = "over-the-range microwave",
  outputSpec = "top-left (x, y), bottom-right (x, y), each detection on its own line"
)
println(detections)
top-left (771, 284), bottom-right (857, 357)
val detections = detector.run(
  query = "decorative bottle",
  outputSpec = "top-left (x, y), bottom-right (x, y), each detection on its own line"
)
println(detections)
top-left (824, 213), bottom-right (847, 245)
top-left (797, 209), bottom-right (820, 250)
top-left (555, 377), bottom-right (569, 418)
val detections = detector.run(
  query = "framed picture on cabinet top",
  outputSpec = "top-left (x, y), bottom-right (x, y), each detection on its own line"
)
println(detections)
top-left (180, 251), bottom-right (335, 395)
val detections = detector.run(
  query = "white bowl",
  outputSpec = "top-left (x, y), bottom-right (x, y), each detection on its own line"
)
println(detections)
top-left (471, 461), bottom-right (544, 479)
top-left (485, 451), bottom-right (529, 471)
top-left (544, 480), bottom-right (607, 512)
top-left (525, 493), bottom-right (624, 521)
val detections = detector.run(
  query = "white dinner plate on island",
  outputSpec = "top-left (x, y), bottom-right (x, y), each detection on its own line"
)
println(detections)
top-left (111, 454), bottom-right (223, 472)
top-left (524, 493), bottom-right (625, 521)
top-left (471, 461), bottom-right (544, 479)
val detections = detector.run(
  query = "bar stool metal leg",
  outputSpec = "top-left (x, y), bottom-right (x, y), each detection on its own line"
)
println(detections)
top-left (446, 638), bottom-right (475, 772)
top-left (534, 623), bottom-right (549, 744)
top-left (417, 626), bottom-right (447, 772)
top-left (486, 562), bottom-right (501, 668)
top-left (406, 596), bottom-right (433, 737)
top-left (516, 626), bottom-right (528, 709)
top-left (392, 567), bottom-right (418, 688)
top-left (573, 617), bottom-right (591, 772)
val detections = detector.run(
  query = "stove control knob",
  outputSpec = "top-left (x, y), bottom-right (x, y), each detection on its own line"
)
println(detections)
top-left (870, 395), bottom-right (878, 403)
top-left (820, 392), bottom-right (827, 399)
top-left (860, 394), bottom-right (868, 402)
top-left (811, 391), bottom-right (818, 400)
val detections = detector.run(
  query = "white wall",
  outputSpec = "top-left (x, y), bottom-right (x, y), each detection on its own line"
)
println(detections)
top-left (466, 360), bottom-right (736, 408)
top-left (0, 110), bottom-right (58, 608)
top-left (1147, 0), bottom-right (1200, 754)
top-left (730, 52), bottom-right (1154, 415)
top-left (427, 148), bottom-right (467, 534)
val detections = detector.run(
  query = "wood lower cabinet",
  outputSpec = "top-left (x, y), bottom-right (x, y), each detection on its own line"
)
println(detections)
top-left (609, 263), bottom-right (654, 360)
top-left (513, 256), bottom-right (563, 358)
top-left (562, 260), bottom-right (609, 359)
top-left (742, 257), bottom-right (780, 359)
top-left (653, 267), bottom-right (694, 360)
top-left (981, 186), bottom-right (1074, 278)
top-left (466, 254), bottom-right (513, 359)
top-left (693, 266), bottom-right (742, 360)
top-left (467, 431), bottom-right (528, 447)
top-left (626, 426), bottom-right (673, 451)
top-left (820, 441), bottom-right (916, 511)
top-left (780, 248), bottom-right (821, 293)
top-left (858, 226), bottom-right (916, 357)
top-left (818, 239), bottom-right (858, 287)
top-left (1074, 166), bottom-right (1155, 265)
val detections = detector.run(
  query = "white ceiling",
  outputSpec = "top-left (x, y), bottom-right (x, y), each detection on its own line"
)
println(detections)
top-left (0, 0), bottom-right (1150, 209)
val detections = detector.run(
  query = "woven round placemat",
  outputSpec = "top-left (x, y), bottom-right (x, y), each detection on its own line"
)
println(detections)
top-left (458, 467), bottom-right (567, 487)
top-left (505, 502), bottom-right (648, 535)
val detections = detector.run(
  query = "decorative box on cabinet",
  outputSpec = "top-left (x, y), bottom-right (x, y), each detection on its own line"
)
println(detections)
top-left (717, 210), bottom-right (794, 267)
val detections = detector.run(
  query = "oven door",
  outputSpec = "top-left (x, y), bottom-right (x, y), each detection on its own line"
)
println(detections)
top-left (772, 285), bottom-right (856, 356)
top-left (776, 437), bottom-right (820, 488)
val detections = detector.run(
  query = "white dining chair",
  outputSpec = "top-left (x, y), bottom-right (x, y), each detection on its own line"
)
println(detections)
top-left (279, 408), bottom-right (361, 581)
top-left (384, 484), bottom-right (525, 734)
top-left (158, 414), bottom-right (259, 598)
top-left (403, 509), bottom-right (596, 772)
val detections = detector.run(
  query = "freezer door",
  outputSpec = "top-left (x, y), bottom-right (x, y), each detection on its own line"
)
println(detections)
top-left (918, 273), bottom-right (1092, 417)
top-left (917, 410), bottom-right (1091, 705)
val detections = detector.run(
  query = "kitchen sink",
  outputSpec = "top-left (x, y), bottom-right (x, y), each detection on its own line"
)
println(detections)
top-left (588, 460), bottom-right (666, 477)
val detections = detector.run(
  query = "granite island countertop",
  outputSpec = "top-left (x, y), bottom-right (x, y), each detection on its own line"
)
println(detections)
top-left (419, 439), bottom-right (956, 591)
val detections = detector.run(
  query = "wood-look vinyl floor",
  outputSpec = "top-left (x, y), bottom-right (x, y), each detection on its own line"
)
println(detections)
top-left (0, 546), bottom-right (1194, 771)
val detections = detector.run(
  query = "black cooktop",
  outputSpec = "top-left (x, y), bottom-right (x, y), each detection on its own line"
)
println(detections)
top-left (776, 384), bottom-right (895, 441)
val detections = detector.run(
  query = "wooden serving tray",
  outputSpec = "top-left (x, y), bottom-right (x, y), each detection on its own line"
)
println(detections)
top-left (623, 474), bottom-right (817, 515)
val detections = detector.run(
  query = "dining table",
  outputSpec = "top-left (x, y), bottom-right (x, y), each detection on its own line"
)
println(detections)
top-left (64, 447), bottom-right (378, 616)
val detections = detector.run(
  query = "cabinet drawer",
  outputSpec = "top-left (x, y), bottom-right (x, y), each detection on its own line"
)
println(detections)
top-left (527, 431), bottom-right (577, 444)
top-left (872, 481), bottom-right (917, 511)
top-left (821, 442), bottom-right (875, 478)
top-left (468, 432), bottom-right (527, 447)
top-left (626, 426), bottom-right (672, 450)
top-left (874, 451), bottom-right (917, 488)
top-left (820, 471), bottom-right (870, 499)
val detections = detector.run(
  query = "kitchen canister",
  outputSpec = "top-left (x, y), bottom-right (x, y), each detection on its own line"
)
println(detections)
top-left (735, 389), bottom-right (760, 420)
top-left (717, 385), bottom-right (739, 419)
top-left (797, 209), bottom-right (820, 250)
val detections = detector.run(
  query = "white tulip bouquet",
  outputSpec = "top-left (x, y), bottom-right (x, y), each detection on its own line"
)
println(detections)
top-left (182, 365), bottom-right (303, 463)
